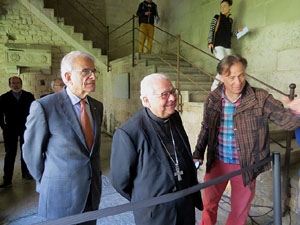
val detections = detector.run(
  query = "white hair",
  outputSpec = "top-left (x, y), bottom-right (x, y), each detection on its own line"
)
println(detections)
top-left (60, 51), bottom-right (94, 85)
top-left (140, 73), bottom-right (169, 107)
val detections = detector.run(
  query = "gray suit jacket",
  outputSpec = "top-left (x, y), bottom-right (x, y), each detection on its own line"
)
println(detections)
top-left (23, 88), bottom-right (103, 219)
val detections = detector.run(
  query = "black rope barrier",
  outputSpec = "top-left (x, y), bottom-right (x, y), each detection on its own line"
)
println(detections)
top-left (34, 156), bottom-right (273, 225)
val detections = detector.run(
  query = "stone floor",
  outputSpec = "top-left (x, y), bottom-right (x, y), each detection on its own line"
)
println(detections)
top-left (0, 133), bottom-right (295, 225)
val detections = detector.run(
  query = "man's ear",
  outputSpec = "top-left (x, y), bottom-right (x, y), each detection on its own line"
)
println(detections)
top-left (65, 72), bottom-right (72, 83)
top-left (219, 74), bottom-right (224, 83)
top-left (142, 96), bottom-right (151, 107)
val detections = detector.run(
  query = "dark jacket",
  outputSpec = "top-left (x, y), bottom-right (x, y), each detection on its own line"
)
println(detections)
top-left (193, 82), bottom-right (300, 186)
top-left (0, 90), bottom-right (35, 134)
top-left (208, 14), bottom-right (234, 48)
top-left (136, 1), bottom-right (158, 25)
top-left (111, 108), bottom-right (202, 225)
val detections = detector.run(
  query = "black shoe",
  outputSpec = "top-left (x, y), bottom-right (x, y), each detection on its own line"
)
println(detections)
top-left (0, 182), bottom-right (12, 188)
top-left (22, 174), bottom-right (33, 180)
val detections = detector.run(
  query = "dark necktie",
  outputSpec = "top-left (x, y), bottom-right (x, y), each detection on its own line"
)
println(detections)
top-left (80, 99), bottom-right (94, 151)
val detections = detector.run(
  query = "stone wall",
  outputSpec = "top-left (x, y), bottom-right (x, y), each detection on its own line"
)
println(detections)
top-left (0, 0), bottom-right (103, 101)
top-left (102, 56), bottom-right (146, 134)
top-left (44, 0), bottom-right (107, 52)
top-left (0, 0), bottom-right (68, 97)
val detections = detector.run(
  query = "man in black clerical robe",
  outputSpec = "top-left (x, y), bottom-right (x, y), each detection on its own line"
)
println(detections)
top-left (110, 73), bottom-right (203, 225)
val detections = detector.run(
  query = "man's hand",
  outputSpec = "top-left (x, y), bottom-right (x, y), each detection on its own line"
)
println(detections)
top-left (281, 96), bottom-right (300, 114)
top-left (193, 158), bottom-right (203, 165)
top-left (193, 159), bottom-right (203, 169)
top-left (145, 11), bottom-right (151, 16)
top-left (208, 43), bottom-right (214, 51)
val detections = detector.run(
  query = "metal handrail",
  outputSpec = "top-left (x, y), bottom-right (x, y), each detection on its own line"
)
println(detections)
top-left (108, 41), bottom-right (132, 54)
top-left (64, 0), bottom-right (107, 37)
top-left (74, 0), bottom-right (106, 28)
top-left (109, 16), bottom-right (137, 35)
top-left (109, 30), bottom-right (133, 43)
top-left (155, 25), bottom-right (218, 61)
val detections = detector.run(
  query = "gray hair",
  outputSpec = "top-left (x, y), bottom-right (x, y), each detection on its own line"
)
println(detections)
top-left (140, 73), bottom-right (169, 107)
top-left (60, 51), bottom-right (94, 85)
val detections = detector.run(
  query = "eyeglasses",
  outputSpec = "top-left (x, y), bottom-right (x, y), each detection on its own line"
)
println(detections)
top-left (72, 69), bottom-right (99, 77)
top-left (153, 88), bottom-right (179, 99)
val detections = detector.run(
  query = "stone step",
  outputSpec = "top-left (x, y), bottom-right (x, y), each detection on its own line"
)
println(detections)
top-left (72, 32), bottom-right (84, 43)
top-left (136, 52), bottom-right (177, 61)
top-left (167, 72), bottom-right (211, 82)
top-left (187, 90), bottom-right (209, 102)
top-left (171, 81), bottom-right (211, 91)
top-left (82, 40), bottom-right (93, 50)
top-left (57, 17), bottom-right (65, 24)
top-left (90, 48), bottom-right (102, 58)
top-left (31, 0), bottom-right (44, 10)
top-left (42, 8), bottom-right (55, 19)
top-left (141, 58), bottom-right (191, 67)
top-left (59, 24), bottom-right (74, 35)
top-left (156, 65), bottom-right (202, 74)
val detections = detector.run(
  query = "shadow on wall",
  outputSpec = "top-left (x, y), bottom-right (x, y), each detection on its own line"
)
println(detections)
top-left (103, 112), bottom-right (121, 135)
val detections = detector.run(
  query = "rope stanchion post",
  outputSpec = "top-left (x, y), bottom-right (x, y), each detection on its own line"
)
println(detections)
top-left (273, 152), bottom-right (282, 225)
top-left (132, 15), bottom-right (135, 67)
top-left (282, 83), bottom-right (296, 216)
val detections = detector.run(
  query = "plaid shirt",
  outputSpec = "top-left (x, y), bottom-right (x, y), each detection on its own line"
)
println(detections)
top-left (217, 91), bottom-right (241, 164)
top-left (194, 82), bottom-right (300, 186)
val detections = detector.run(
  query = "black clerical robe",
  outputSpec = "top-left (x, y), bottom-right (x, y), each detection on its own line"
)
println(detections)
top-left (110, 108), bottom-right (203, 225)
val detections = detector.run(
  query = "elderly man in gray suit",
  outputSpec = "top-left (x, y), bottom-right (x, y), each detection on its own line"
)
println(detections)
top-left (23, 51), bottom-right (103, 225)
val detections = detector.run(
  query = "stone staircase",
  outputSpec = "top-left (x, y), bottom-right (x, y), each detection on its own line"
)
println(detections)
top-left (18, 0), bottom-right (107, 70)
top-left (136, 53), bottom-right (212, 103)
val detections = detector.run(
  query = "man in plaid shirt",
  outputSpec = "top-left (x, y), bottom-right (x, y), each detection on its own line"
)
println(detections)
top-left (193, 54), bottom-right (300, 225)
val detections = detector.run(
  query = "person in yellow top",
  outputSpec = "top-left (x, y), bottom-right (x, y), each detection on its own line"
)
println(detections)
top-left (136, 0), bottom-right (160, 54)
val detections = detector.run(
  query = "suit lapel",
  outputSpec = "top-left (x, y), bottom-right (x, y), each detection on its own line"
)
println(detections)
top-left (58, 89), bottom-right (88, 151)
top-left (87, 97), bottom-right (100, 153)
top-left (141, 109), bottom-right (176, 186)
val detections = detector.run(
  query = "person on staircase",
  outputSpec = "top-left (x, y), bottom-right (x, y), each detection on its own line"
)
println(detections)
top-left (193, 54), bottom-right (300, 225)
top-left (137, 0), bottom-right (160, 54)
top-left (208, 0), bottom-right (242, 91)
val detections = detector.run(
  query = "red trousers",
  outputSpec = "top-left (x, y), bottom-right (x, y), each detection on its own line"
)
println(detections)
top-left (200, 159), bottom-right (256, 225)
